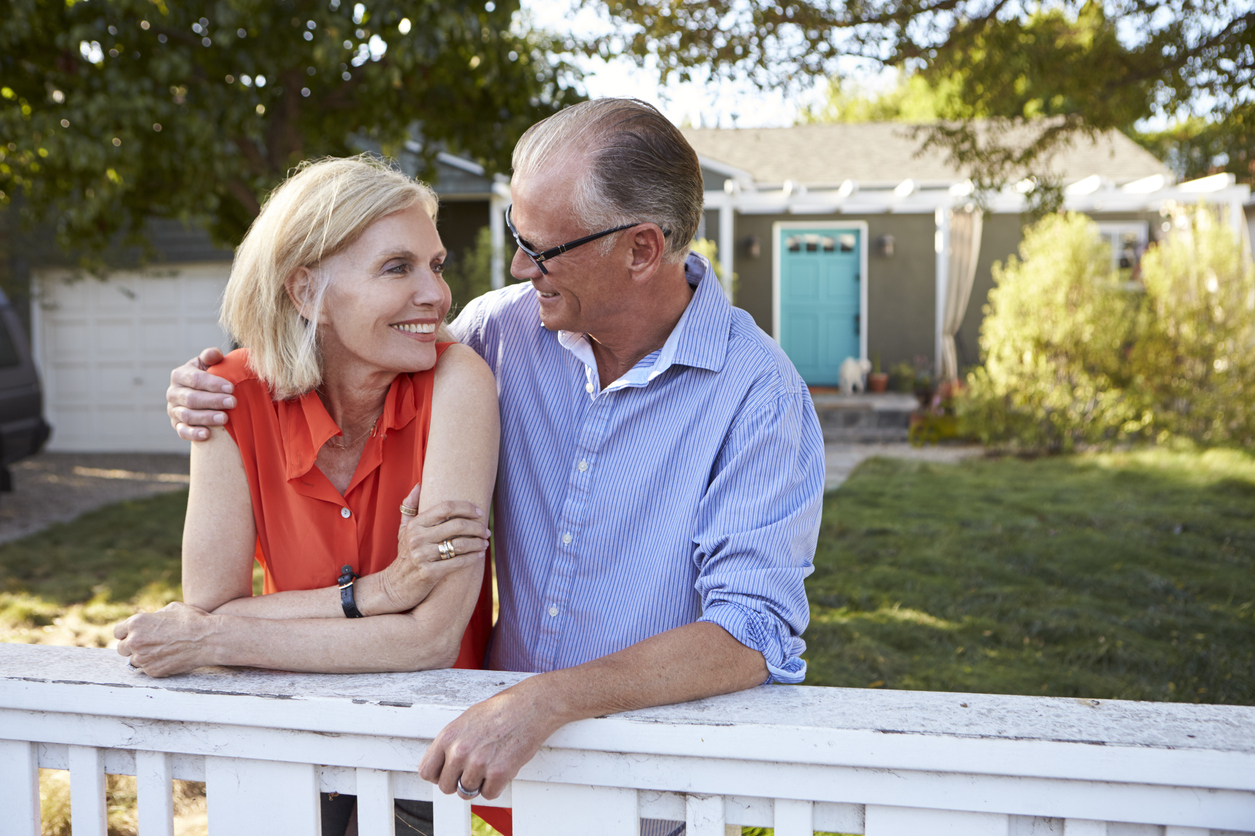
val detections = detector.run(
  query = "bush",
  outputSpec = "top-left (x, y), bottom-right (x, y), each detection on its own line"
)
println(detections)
top-left (1131, 204), bottom-right (1255, 447)
top-left (442, 226), bottom-right (497, 316)
top-left (960, 206), bottom-right (1255, 451)
top-left (959, 212), bottom-right (1142, 451)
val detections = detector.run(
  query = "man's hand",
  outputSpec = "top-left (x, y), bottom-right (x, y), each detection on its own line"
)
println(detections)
top-left (419, 622), bottom-right (768, 800)
top-left (167, 347), bottom-right (235, 441)
top-left (114, 602), bottom-right (217, 678)
top-left (418, 676), bottom-right (566, 800)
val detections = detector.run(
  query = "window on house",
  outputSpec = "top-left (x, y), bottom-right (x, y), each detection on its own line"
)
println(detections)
top-left (1096, 222), bottom-right (1149, 285)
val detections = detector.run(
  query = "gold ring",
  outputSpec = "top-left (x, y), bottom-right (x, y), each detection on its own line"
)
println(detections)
top-left (439, 539), bottom-right (456, 560)
top-left (400, 504), bottom-right (418, 517)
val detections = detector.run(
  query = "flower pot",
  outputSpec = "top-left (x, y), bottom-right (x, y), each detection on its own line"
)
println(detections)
top-left (867, 372), bottom-right (889, 393)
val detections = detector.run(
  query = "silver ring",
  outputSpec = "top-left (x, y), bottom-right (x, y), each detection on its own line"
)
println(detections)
top-left (456, 776), bottom-right (481, 799)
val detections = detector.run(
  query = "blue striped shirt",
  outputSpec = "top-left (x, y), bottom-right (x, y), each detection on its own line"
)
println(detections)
top-left (450, 254), bottom-right (823, 684)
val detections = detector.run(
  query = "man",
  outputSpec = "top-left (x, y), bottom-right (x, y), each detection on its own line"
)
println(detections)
top-left (168, 98), bottom-right (824, 822)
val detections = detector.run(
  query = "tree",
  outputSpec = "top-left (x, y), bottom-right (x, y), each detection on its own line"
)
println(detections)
top-left (585, 0), bottom-right (1253, 198)
top-left (0, 0), bottom-right (581, 268)
top-left (1137, 106), bottom-right (1255, 188)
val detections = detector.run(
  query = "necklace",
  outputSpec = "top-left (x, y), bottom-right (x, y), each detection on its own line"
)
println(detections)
top-left (325, 417), bottom-right (379, 450)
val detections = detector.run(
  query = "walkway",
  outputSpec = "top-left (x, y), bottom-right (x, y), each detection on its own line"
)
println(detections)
top-left (824, 442), bottom-right (984, 491)
top-left (0, 444), bottom-right (984, 544)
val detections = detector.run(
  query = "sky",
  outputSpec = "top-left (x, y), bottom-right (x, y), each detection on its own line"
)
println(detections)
top-left (517, 0), bottom-right (831, 129)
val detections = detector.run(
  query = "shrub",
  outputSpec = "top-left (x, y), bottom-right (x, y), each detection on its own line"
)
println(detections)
top-left (1131, 204), bottom-right (1255, 447)
top-left (959, 212), bottom-right (1142, 451)
top-left (442, 226), bottom-right (497, 316)
top-left (960, 206), bottom-right (1255, 452)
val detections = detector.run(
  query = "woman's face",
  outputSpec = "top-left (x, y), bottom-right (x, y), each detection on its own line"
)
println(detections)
top-left (313, 205), bottom-right (451, 382)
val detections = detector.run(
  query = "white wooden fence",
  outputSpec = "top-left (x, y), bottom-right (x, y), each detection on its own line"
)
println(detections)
top-left (1, 643), bottom-right (1252, 836)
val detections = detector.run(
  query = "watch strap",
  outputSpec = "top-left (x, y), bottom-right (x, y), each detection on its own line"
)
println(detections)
top-left (337, 565), bottom-right (364, 618)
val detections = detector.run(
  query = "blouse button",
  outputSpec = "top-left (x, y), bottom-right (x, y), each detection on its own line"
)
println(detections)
top-left (585, 382), bottom-right (594, 394)
top-left (548, 606), bottom-right (559, 617)
top-left (562, 532), bottom-right (572, 545)
top-left (577, 460), bottom-right (588, 472)
top-left (340, 507), bottom-right (351, 519)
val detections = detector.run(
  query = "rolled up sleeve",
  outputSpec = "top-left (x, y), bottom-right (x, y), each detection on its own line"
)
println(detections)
top-left (693, 386), bottom-right (825, 684)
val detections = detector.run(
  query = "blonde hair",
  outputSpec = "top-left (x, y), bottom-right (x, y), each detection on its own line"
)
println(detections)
top-left (221, 155), bottom-right (439, 399)
top-left (512, 98), bottom-right (703, 264)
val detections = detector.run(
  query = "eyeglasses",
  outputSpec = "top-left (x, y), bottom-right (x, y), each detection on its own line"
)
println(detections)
top-left (505, 204), bottom-right (667, 275)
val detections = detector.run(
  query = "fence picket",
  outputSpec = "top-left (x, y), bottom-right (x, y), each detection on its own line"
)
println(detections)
top-left (136, 750), bottom-right (174, 836)
top-left (68, 745), bottom-right (108, 836)
top-left (356, 768), bottom-right (395, 836)
top-left (0, 739), bottom-right (40, 836)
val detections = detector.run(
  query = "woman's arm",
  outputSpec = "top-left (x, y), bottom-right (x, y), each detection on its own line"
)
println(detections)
top-left (379, 344), bottom-right (500, 618)
top-left (115, 345), bottom-right (500, 676)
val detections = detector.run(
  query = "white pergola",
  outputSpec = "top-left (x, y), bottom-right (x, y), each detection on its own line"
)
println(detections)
top-left (697, 170), bottom-right (1250, 378)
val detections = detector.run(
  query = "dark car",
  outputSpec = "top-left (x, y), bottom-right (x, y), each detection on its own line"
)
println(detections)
top-left (0, 288), bottom-right (50, 490)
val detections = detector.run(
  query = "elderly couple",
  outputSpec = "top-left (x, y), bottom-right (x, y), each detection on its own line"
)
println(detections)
top-left (116, 98), bottom-right (824, 835)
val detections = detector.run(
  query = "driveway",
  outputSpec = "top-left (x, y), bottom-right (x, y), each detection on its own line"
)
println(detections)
top-left (0, 452), bottom-right (190, 545)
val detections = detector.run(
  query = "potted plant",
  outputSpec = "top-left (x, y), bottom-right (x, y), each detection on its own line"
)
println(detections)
top-left (912, 355), bottom-right (934, 409)
top-left (890, 361), bottom-right (916, 392)
top-left (867, 353), bottom-right (889, 393)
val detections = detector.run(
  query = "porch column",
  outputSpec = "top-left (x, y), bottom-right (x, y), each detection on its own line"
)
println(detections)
top-left (490, 180), bottom-right (510, 290)
top-left (934, 205), bottom-right (950, 381)
top-left (719, 202), bottom-right (736, 301)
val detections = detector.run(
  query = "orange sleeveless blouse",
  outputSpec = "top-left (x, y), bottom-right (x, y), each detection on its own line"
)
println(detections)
top-left (215, 345), bottom-right (493, 670)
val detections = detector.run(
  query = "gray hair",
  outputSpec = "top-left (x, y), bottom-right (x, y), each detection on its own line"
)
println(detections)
top-left (511, 98), bottom-right (703, 264)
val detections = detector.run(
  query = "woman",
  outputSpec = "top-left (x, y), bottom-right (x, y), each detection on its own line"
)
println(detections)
top-left (115, 156), bottom-right (503, 834)
top-left (114, 154), bottom-right (497, 679)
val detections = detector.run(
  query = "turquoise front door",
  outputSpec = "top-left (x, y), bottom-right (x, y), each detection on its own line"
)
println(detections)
top-left (778, 228), bottom-right (861, 386)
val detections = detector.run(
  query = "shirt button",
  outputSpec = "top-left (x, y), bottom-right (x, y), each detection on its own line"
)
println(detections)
top-left (548, 606), bottom-right (559, 617)
top-left (585, 382), bottom-right (594, 394)
top-left (562, 533), bottom-right (572, 545)
top-left (577, 460), bottom-right (588, 472)
top-left (340, 507), bottom-right (351, 519)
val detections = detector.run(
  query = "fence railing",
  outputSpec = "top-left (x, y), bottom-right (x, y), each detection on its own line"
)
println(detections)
top-left (2, 643), bottom-right (1253, 836)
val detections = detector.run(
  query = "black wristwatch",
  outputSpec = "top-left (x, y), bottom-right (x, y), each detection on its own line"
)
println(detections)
top-left (338, 565), bottom-right (364, 618)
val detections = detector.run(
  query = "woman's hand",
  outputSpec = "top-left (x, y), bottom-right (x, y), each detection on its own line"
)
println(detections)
top-left (114, 602), bottom-right (218, 678)
top-left (375, 482), bottom-right (489, 614)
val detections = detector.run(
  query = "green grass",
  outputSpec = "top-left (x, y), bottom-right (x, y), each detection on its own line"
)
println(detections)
top-left (0, 491), bottom-right (190, 645)
top-left (805, 446), bottom-right (1255, 704)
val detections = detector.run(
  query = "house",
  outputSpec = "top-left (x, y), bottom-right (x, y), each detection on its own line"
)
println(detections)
top-left (29, 146), bottom-right (505, 453)
top-left (675, 122), bottom-right (1251, 387)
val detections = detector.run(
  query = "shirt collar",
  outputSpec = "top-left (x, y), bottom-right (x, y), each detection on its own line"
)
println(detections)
top-left (555, 252), bottom-right (731, 394)
top-left (278, 373), bottom-right (419, 482)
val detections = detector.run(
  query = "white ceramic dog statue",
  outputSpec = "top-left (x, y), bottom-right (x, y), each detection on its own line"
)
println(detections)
top-left (839, 357), bottom-right (872, 393)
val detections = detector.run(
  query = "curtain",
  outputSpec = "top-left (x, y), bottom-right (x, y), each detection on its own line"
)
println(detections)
top-left (941, 206), bottom-right (983, 381)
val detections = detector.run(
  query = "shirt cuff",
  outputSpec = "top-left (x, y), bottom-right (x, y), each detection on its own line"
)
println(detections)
top-left (700, 600), bottom-right (807, 685)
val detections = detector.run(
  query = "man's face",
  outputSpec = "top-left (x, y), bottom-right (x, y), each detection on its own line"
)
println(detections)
top-left (508, 159), bottom-right (633, 336)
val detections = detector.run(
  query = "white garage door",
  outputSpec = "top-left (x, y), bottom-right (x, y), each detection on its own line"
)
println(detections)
top-left (32, 263), bottom-right (232, 453)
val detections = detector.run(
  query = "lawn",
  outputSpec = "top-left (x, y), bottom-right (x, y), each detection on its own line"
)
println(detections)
top-left (807, 446), bottom-right (1255, 705)
top-left (3, 445), bottom-right (1252, 704)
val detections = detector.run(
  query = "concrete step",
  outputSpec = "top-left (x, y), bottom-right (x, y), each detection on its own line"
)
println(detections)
top-left (810, 391), bottom-right (918, 444)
